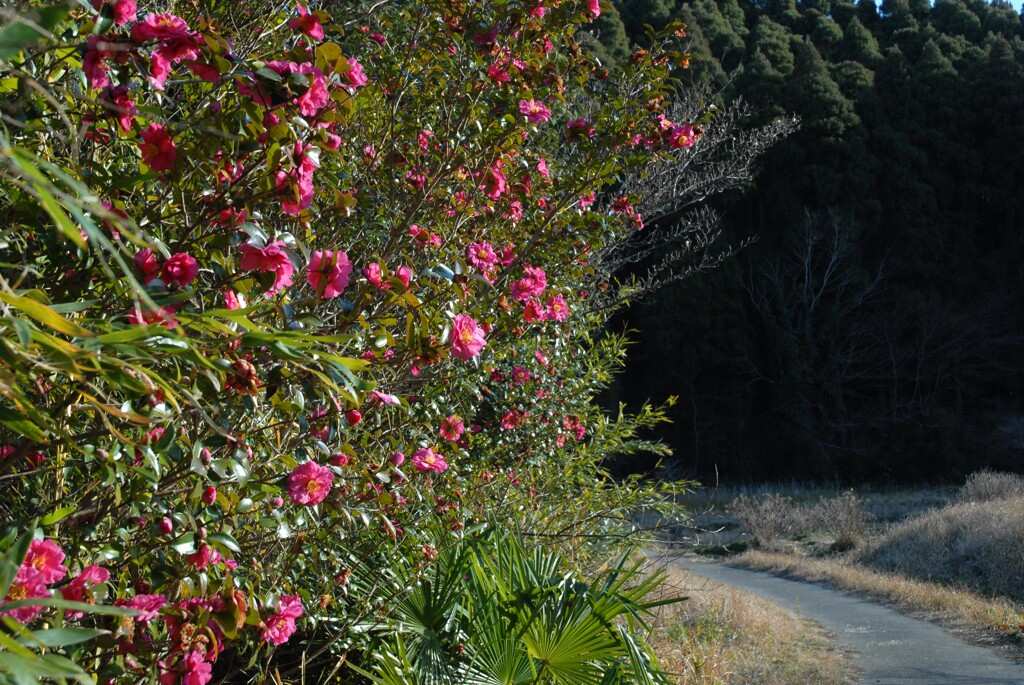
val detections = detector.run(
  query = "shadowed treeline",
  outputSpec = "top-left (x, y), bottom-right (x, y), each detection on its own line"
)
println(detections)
top-left (593, 0), bottom-right (1024, 482)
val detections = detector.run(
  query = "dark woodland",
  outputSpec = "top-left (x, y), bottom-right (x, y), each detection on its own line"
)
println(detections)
top-left (595, 0), bottom-right (1024, 483)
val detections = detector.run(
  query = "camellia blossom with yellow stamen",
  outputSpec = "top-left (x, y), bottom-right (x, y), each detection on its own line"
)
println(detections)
top-left (287, 460), bottom-right (334, 506)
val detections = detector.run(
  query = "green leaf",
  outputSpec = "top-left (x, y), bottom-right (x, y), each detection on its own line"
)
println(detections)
top-left (0, 292), bottom-right (93, 337)
top-left (19, 628), bottom-right (107, 648)
top-left (0, 597), bottom-right (140, 617)
top-left (92, 3), bottom-right (114, 35)
top-left (39, 507), bottom-right (76, 526)
top-left (0, 652), bottom-right (44, 685)
top-left (170, 533), bottom-right (196, 554)
top-left (207, 532), bottom-right (241, 554)
top-left (0, 6), bottom-right (71, 61)
top-left (0, 406), bottom-right (48, 443)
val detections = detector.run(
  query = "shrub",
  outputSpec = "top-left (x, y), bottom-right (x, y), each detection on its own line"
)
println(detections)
top-left (810, 491), bottom-right (866, 551)
top-left (0, 0), bottom-right (788, 681)
top-left (959, 469), bottom-right (1024, 503)
top-left (729, 494), bottom-right (796, 549)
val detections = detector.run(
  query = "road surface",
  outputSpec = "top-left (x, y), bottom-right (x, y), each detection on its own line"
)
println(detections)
top-left (663, 555), bottom-right (1024, 685)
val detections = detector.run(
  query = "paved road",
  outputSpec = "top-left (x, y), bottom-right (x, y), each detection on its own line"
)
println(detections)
top-left (663, 555), bottom-right (1024, 685)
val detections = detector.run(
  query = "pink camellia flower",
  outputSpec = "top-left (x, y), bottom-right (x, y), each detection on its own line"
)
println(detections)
top-left (131, 14), bottom-right (201, 90)
top-left (544, 294), bottom-right (570, 321)
top-left (307, 249), bottom-right (352, 298)
top-left (566, 118), bottom-right (596, 142)
top-left (409, 225), bottom-right (442, 248)
top-left (287, 460), bottom-right (334, 506)
top-left (179, 649), bottom-right (213, 685)
top-left (161, 253), bottom-right (198, 287)
top-left (187, 543), bottom-right (227, 570)
top-left (519, 99), bottom-right (551, 124)
top-left (511, 366), bottom-right (532, 384)
top-left (117, 593), bottom-right (167, 622)
top-left (187, 60), bottom-right (221, 82)
top-left (261, 594), bottom-right (303, 646)
top-left (129, 305), bottom-right (179, 328)
top-left (60, 564), bottom-right (110, 619)
top-left (342, 58), bottom-right (368, 91)
top-left (487, 63), bottom-right (510, 83)
top-left (389, 451), bottom-right (405, 466)
top-left (537, 157), bottom-right (551, 180)
top-left (239, 241), bottom-right (296, 295)
top-left (296, 69), bottom-right (329, 117)
top-left (223, 289), bottom-right (242, 310)
top-left (440, 415), bottom-right (464, 442)
top-left (20, 539), bottom-right (67, 585)
top-left (201, 486), bottom-right (217, 505)
top-left (506, 200), bottom-right (523, 225)
top-left (368, 390), bottom-right (400, 406)
top-left (510, 265), bottom-right (547, 301)
top-left (411, 447), bottom-right (448, 473)
top-left (466, 241), bottom-right (497, 270)
top-left (450, 313), bottom-right (487, 360)
top-left (138, 123), bottom-right (177, 172)
top-left (134, 248), bottom-right (161, 284)
top-left (587, 0), bottom-right (601, 17)
top-left (92, 0), bottom-right (137, 25)
top-left (668, 123), bottom-right (698, 149)
top-left (481, 164), bottom-right (507, 201)
top-left (275, 141), bottom-right (318, 216)
top-left (395, 265), bottom-right (413, 288)
top-left (100, 85), bottom-right (137, 132)
top-left (1, 578), bottom-right (49, 623)
top-left (362, 262), bottom-right (386, 288)
top-left (501, 410), bottom-right (527, 430)
top-left (523, 298), bottom-right (545, 322)
top-left (131, 13), bottom-right (191, 42)
top-left (308, 408), bottom-right (329, 441)
top-left (564, 414), bottom-right (587, 440)
top-left (498, 243), bottom-right (516, 267)
top-left (288, 3), bottom-right (324, 40)
top-left (83, 36), bottom-right (113, 90)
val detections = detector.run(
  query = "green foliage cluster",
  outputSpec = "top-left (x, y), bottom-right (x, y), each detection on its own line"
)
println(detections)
top-left (594, 0), bottom-right (1024, 483)
top-left (0, 0), bottom-right (762, 681)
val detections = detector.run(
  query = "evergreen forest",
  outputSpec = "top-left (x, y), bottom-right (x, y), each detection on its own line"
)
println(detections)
top-left (594, 0), bottom-right (1024, 482)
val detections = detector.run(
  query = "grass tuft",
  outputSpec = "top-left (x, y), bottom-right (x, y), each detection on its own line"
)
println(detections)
top-left (646, 563), bottom-right (857, 684)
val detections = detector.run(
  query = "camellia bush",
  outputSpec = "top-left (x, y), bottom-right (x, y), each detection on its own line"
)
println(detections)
top-left (0, 0), bottom-right (785, 682)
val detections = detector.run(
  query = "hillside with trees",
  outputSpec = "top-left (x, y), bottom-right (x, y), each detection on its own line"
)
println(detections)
top-left (594, 0), bottom-right (1024, 482)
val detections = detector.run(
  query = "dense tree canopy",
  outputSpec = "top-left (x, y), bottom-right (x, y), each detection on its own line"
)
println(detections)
top-left (593, 0), bottom-right (1024, 482)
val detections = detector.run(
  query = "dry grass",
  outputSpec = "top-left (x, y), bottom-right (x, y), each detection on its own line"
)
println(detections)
top-left (729, 551), bottom-right (1024, 637)
top-left (959, 470), bottom-right (1024, 503)
top-left (857, 495), bottom-right (1024, 602)
top-left (646, 563), bottom-right (856, 685)
top-left (725, 491), bottom-right (867, 551)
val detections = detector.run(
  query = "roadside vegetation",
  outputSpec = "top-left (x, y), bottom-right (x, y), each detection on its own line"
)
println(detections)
top-left (646, 562), bottom-right (856, 685)
top-left (673, 471), bottom-right (1024, 656)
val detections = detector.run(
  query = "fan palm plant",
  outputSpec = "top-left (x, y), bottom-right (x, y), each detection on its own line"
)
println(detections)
top-left (354, 527), bottom-right (681, 685)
